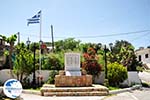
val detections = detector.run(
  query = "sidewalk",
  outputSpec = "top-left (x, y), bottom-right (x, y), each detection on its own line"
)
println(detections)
top-left (20, 85), bottom-right (142, 100)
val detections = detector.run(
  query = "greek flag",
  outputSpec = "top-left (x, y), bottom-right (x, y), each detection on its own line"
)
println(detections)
top-left (27, 10), bottom-right (41, 26)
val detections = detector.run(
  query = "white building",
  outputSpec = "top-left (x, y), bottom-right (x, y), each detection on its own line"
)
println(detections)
top-left (135, 47), bottom-right (150, 69)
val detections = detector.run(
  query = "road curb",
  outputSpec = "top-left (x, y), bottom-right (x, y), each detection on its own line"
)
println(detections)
top-left (1, 85), bottom-right (142, 96)
top-left (21, 85), bottom-right (142, 96)
top-left (109, 85), bottom-right (142, 95)
top-left (22, 90), bottom-right (41, 95)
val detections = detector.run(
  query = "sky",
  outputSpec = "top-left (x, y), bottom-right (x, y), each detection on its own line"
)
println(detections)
top-left (0, 0), bottom-right (149, 49)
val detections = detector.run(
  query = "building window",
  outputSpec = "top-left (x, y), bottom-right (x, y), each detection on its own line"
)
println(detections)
top-left (145, 54), bottom-right (149, 58)
top-left (139, 55), bottom-right (141, 61)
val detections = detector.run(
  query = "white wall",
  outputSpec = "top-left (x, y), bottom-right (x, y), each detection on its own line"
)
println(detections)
top-left (94, 72), bottom-right (105, 84)
top-left (28, 70), bottom-right (51, 83)
top-left (136, 48), bottom-right (150, 64)
top-left (0, 69), bottom-right (51, 84)
top-left (94, 71), bottom-right (141, 86)
top-left (122, 71), bottom-right (141, 86)
top-left (0, 70), bottom-right (141, 86)
top-left (0, 69), bottom-right (15, 83)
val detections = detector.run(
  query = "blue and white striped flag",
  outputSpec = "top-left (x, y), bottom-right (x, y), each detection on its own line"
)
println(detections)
top-left (27, 10), bottom-right (41, 26)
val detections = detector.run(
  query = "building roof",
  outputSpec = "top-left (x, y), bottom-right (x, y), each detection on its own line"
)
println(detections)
top-left (135, 47), bottom-right (150, 54)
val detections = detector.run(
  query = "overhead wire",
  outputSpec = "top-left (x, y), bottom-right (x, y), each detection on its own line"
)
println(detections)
top-left (21, 30), bottom-right (150, 39)
top-left (130, 32), bottom-right (150, 42)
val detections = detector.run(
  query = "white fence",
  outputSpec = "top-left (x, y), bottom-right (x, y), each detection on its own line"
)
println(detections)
top-left (0, 69), bottom-right (141, 86)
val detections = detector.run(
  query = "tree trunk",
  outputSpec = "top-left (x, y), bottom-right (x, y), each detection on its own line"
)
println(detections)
top-left (20, 73), bottom-right (23, 83)
top-left (17, 72), bottom-right (19, 80)
top-left (9, 43), bottom-right (14, 78)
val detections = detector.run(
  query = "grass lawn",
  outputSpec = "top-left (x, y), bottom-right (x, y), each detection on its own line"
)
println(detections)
top-left (27, 87), bottom-right (41, 91)
top-left (108, 86), bottom-right (120, 90)
top-left (144, 70), bottom-right (150, 73)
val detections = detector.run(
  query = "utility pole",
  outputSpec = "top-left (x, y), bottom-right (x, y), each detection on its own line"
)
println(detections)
top-left (17, 32), bottom-right (20, 44)
top-left (33, 43), bottom-right (36, 88)
top-left (51, 25), bottom-right (54, 52)
top-left (104, 45), bottom-right (107, 79)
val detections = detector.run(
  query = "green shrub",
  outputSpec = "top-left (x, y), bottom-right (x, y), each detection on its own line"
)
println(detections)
top-left (42, 53), bottom-right (64, 70)
top-left (107, 62), bottom-right (128, 86)
top-left (104, 79), bottom-right (109, 87)
top-left (46, 70), bottom-right (59, 84)
top-left (142, 82), bottom-right (150, 87)
top-left (136, 66), bottom-right (144, 72)
top-left (21, 77), bottom-right (32, 89)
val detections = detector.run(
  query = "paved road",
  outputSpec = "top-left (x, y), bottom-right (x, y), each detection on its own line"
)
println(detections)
top-left (20, 88), bottom-right (150, 100)
top-left (104, 88), bottom-right (150, 100)
top-left (20, 94), bottom-right (105, 100)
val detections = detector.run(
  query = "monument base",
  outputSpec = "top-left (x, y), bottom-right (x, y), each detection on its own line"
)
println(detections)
top-left (55, 75), bottom-right (92, 87)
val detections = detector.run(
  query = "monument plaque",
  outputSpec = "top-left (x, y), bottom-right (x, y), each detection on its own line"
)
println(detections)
top-left (65, 53), bottom-right (81, 76)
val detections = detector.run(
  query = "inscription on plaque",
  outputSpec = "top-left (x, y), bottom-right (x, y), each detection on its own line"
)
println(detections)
top-left (65, 53), bottom-right (81, 76)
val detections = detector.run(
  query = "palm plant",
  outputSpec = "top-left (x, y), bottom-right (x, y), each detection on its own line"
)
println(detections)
top-left (0, 34), bottom-right (17, 77)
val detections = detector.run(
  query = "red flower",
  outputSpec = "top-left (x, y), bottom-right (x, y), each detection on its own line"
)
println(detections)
top-left (82, 47), bottom-right (102, 76)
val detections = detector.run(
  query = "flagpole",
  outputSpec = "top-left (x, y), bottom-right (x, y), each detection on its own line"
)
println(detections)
top-left (27, 10), bottom-right (42, 85)
top-left (39, 10), bottom-right (42, 75)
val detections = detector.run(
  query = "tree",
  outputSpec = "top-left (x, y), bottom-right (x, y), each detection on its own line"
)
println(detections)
top-left (0, 34), bottom-right (17, 77)
top-left (14, 43), bottom-right (33, 83)
top-left (81, 47), bottom-right (102, 78)
top-left (29, 42), bottom-right (39, 52)
top-left (55, 38), bottom-right (81, 52)
top-left (79, 43), bottom-right (90, 53)
top-left (42, 53), bottom-right (64, 70)
top-left (108, 40), bottom-right (142, 71)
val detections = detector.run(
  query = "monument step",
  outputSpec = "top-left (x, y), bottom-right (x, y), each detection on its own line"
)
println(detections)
top-left (41, 84), bottom-right (108, 92)
top-left (43, 91), bottom-right (108, 96)
top-left (41, 87), bottom-right (108, 92)
top-left (40, 84), bottom-right (109, 96)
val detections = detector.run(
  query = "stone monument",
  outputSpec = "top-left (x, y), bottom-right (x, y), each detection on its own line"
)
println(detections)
top-left (41, 52), bottom-right (109, 96)
top-left (65, 53), bottom-right (81, 76)
top-left (55, 52), bottom-right (92, 87)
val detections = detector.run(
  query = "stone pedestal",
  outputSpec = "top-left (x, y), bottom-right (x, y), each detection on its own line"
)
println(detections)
top-left (55, 75), bottom-right (92, 87)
